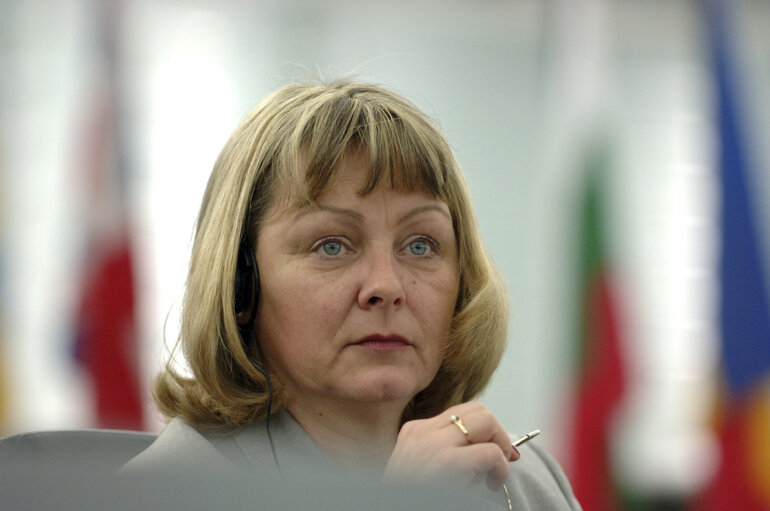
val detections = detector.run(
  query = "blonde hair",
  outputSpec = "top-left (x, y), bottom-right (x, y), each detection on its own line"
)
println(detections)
top-left (153, 80), bottom-right (509, 428)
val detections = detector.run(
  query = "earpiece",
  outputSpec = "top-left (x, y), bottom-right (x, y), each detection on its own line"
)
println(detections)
top-left (233, 241), bottom-right (278, 470)
top-left (234, 241), bottom-right (259, 327)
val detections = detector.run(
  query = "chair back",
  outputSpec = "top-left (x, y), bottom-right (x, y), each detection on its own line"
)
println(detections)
top-left (0, 428), bottom-right (157, 472)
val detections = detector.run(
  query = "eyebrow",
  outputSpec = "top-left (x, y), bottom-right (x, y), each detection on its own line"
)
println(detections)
top-left (398, 204), bottom-right (452, 224)
top-left (293, 203), bottom-right (451, 224)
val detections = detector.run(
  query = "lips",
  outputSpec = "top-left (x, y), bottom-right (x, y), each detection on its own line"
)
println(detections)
top-left (350, 334), bottom-right (412, 351)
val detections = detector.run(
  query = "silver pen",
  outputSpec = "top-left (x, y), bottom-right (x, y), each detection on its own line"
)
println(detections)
top-left (512, 429), bottom-right (541, 448)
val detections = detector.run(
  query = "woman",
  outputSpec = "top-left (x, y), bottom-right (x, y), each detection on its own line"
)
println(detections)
top-left (126, 80), bottom-right (581, 510)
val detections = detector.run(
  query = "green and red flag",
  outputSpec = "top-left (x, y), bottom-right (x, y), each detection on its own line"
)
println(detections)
top-left (566, 142), bottom-right (627, 511)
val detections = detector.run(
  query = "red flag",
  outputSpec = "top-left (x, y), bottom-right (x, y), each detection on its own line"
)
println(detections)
top-left (72, 0), bottom-right (143, 430)
top-left (75, 234), bottom-right (142, 430)
top-left (693, 385), bottom-right (770, 510)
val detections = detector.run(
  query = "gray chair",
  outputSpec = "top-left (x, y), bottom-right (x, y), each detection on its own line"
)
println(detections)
top-left (0, 429), bottom-right (157, 471)
top-left (0, 428), bottom-right (489, 511)
top-left (0, 429), bottom-right (157, 510)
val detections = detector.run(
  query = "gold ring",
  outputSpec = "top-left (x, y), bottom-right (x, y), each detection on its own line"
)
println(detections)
top-left (450, 415), bottom-right (472, 444)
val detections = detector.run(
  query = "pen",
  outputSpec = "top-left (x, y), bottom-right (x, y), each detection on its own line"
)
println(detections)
top-left (512, 429), bottom-right (541, 448)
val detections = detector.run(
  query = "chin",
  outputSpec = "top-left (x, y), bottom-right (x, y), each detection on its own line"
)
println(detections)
top-left (345, 372), bottom-right (428, 404)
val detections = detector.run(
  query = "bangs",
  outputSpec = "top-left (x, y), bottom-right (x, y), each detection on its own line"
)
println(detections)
top-left (272, 84), bottom-right (452, 208)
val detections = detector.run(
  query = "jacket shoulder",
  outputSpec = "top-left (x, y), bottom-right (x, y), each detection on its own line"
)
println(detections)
top-left (506, 442), bottom-right (582, 510)
top-left (119, 417), bottom-right (238, 474)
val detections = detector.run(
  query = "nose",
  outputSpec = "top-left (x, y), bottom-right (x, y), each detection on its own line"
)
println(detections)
top-left (357, 250), bottom-right (405, 310)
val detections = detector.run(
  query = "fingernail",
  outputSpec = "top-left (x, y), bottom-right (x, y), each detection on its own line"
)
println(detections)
top-left (510, 446), bottom-right (520, 461)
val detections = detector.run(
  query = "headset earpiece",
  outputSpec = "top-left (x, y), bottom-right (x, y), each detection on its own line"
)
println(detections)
top-left (233, 241), bottom-right (277, 468)
top-left (234, 242), bottom-right (259, 327)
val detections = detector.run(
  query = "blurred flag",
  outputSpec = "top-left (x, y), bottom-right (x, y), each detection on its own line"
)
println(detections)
top-left (74, 230), bottom-right (142, 431)
top-left (0, 342), bottom-right (5, 430)
top-left (0, 339), bottom-right (5, 427)
top-left (72, 1), bottom-right (144, 431)
top-left (566, 142), bottom-right (627, 511)
top-left (692, 1), bottom-right (770, 509)
top-left (0, 158), bottom-right (6, 431)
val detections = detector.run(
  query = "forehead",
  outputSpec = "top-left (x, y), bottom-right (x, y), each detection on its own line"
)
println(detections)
top-left (267, 146), bottom-right (445, 219)
top-left (266, 164), bottom-right (451, 227)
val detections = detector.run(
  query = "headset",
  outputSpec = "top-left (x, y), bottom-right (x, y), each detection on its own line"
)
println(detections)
top-left (235, 241), bottom-right (259, 327)
top-left (234, 241), bottom-right (280, 470)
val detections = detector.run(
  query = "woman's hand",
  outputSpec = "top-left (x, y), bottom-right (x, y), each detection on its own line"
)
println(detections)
top-left (384, 401), bottom-right (520, 490)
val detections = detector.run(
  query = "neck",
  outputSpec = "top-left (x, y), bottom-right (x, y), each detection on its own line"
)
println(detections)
top-left (286, 396), bottom-right (408, 475)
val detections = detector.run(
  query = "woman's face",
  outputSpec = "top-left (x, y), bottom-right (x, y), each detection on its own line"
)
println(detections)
top-left (255, 151), bottom-right (460, 411)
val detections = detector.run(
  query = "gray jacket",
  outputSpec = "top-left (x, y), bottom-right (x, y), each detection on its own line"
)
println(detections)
top-left (123, 411), bottom-right (582, 511)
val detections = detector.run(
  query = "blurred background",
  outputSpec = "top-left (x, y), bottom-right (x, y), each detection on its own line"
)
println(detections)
top-left (1, 0), bottom-right (768, 509)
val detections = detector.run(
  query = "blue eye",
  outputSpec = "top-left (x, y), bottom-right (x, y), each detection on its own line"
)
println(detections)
top-left (408, 239), bottom-right (430, 256)
top-left (321, 240), bottom-right (343, 256)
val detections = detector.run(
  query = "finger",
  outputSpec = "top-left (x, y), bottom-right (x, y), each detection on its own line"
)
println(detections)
top-left (448, 443), bottom-right (511, 491)
top-left (447, 405), bottom-right (515, 461)
top-left (440, 402), bottom-right (495, 445)
top-left (482, 446), bottom-right (511, 491)
top-left (446, 415), bottom-right (472, 446)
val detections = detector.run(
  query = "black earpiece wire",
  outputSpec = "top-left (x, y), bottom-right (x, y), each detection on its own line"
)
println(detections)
top-left (236, 237), bottom-right (280, 471)
top-left (245, 347), bottom-right (281, 473)
top-left (242, 323), bottom-right (281, 473)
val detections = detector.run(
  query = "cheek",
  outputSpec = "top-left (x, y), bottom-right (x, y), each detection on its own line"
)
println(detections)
top-left (258, 273), bottom-right (349, 352)
top-left (410, 272), bottom-right (459, 343)
top-left (424, 270), bottom-right (460, 315)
